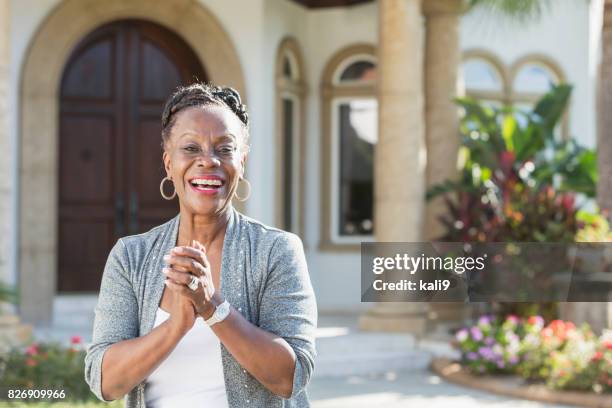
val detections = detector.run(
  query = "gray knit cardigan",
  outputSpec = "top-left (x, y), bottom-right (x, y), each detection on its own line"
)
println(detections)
top-left (84, 207), bottom-right (317, 407)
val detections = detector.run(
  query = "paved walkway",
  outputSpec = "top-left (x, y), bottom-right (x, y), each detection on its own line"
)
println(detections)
top-left (309, 371), bottom-right (570, 408)
top-left (309, 315), bottom-right (570, 408)
top-left (34, 296), bottom-right (572, 407)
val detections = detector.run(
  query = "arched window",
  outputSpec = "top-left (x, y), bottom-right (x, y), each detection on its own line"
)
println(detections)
top-left (461, 50), bottom-right (567, 137)
top-left (460, 51), bottom-right (508, 108)
top-left (510, 56), bottom-right (563, 101)
top-left (513, 62), bottom-right (559, 94)
top-left (321, 45), bottom-right (377, 248)
top-left (275, 38), bottom-right (306, 234)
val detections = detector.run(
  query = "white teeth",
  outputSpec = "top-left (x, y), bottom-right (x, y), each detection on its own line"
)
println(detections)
top-left (192, 179), bottom-right (222, 186)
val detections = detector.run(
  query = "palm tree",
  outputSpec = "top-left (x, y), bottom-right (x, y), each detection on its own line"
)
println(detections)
top-left (467, 0), bottom-right (551, 21)
top-left (467, 0), bottom-right (551, 22)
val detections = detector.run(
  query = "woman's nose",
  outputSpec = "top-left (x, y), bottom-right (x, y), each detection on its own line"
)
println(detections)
top-left (196, 150), bottom-right (221, 167)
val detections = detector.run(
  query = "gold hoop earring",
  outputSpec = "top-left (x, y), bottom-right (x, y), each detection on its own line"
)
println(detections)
top-left (234, 178), bottom-right (251, 202)
top-left (160, 176), bottom-right (176, 200)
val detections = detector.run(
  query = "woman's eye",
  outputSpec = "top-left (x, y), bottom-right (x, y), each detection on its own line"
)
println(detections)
top-left (183, 145), bottom-right (199, 153)
top-left (218, 146), bottom-right (236, 154)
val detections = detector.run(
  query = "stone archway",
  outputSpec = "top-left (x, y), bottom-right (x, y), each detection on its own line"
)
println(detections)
top-left (19, 0), bottom-right (246, 324)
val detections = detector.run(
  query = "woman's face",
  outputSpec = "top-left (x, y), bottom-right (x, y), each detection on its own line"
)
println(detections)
top-left (162, 104), bottom-right (247, 217)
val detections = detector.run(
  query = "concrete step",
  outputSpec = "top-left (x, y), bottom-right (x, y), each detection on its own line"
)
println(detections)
top-left (314, 321), bottom-right (460, 378)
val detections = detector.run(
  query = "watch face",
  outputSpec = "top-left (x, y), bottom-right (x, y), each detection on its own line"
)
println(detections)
top-left (208, 301), bottom-right (230, 326)
top-left (217, 301), bottom-right (230, 319)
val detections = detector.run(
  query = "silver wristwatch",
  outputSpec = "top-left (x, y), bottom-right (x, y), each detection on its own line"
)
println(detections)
top-left (205, 300), bottom-right (230, 327)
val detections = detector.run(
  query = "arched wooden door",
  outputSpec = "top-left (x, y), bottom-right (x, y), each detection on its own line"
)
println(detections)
top-left (58, 20), bottom-right (206, 292)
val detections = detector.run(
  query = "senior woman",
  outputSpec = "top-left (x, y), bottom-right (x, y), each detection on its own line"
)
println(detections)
top-left (84, 83), bottom-right (317, 408)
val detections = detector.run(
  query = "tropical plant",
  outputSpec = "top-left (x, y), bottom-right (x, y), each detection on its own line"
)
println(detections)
top-left (428, 85), bottom-right (597, 320)
top-left (428, 84), bottom-right (596, 242)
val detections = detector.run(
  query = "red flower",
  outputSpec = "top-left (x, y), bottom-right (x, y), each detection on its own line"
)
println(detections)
top-left (70, 335), bottom-right (82, 345)
top-left (25, 358), bottom-right (37, 367)
top-left (25, 344), bottom-right (38, 356)
top-left (528, 315), bottom-right (544, 326)
top-left (592, 351), bottom-right (604, 362)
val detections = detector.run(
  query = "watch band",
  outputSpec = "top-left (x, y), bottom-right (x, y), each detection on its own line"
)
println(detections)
top-left (205, 300), bottom-right (230, 327)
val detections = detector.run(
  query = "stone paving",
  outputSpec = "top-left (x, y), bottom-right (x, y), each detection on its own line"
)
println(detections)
top-left (309, 370), bottom-right (571, 408)
top-left (33, 296), bottom-right (573, 407)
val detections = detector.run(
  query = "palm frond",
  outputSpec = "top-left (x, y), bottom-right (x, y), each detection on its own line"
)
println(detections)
top-left (467, 0), bottom-right (552, 23)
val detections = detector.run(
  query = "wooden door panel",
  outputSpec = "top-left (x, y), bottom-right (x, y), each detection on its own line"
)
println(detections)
top-left (59, 116), bottom-right (114, 203)
top-left (140, 41), bottom-right (182, 102)
top-left (61, 38), bottom-right (115, 100)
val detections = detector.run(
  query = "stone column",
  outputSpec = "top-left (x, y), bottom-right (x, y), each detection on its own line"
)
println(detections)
top-left (599, 2), bottom-right (612, 213)
top-left (423, 0), bottom-right (463, 241)
top-left (0, 0), bottom-right (29, 344)
top-left (359, 0), bottom-right (427, 333)
top-left (423, 0), bottom-right (466, 323)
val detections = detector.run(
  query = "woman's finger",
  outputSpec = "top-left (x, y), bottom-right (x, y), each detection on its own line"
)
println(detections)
top-left (171, 246), bottom-right (210, 269)
top-left (164, 254), bottom-right (209, 276)
top-left (162, 267), bottom-right (194, 286)
top-left (164, 279), bottom-right (191, 296)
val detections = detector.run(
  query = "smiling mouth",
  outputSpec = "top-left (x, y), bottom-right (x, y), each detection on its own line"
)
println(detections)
top-left (189, 177), bottom-right (225, 193)
top-left (189, 178), bottom-right (225, 192)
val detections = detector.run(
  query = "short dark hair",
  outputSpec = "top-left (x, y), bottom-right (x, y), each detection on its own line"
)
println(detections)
top-left (161, 82), bottom-right (249, 148)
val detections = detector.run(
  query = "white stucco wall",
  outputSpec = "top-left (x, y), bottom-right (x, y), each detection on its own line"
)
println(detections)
top-left (8, 0), bottom-right (600, 313)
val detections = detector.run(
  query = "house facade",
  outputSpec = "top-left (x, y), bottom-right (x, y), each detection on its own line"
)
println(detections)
top-left (0, 0), bottom-right (606, 327)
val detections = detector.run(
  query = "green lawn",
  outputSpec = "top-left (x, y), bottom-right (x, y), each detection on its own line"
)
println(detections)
top-left (0, 400), bottom-right (123, 407)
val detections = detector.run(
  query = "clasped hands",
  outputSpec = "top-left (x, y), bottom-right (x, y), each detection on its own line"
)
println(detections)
top-left (162, 240), bottom-right (221, 320)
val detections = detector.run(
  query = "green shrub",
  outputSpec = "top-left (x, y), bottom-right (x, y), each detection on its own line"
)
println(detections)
top-left (0, 337), bottom-right (97, 403)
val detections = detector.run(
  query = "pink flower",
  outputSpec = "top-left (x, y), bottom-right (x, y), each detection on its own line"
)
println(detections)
top-left (25, 344), bottom-right (38, 356)
top-left (592, 351), bottom-right (604, 362)
top-left (455, 329), bottom-right (469, 342)
top-left (527, 315), bottom-right (544, 328)
top-left (70, 335), bottom-right (82, 345)
top-left (506, 314), bottom-right (519, 325)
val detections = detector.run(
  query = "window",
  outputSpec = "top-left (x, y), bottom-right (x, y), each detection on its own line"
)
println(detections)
top-left (321, 45), bottom-right (377, 249)
top-left (462, 58), bottom-right (503, 93)
top-left (335, 99), bottom-right (377, 236)
top-left (461, 50), bottom-right (567, 137)
top-left (275, 38), bottom-right (305, 234)
top-left (513, 62), bottom-right (559, 94)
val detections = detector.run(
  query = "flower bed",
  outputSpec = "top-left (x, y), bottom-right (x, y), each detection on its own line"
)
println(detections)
top-left (454, 315), bottom-right (611, 394)
top-left (0, 336), bottom-right (101, 403)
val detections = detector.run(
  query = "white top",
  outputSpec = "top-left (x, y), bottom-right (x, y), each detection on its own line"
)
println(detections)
top-left (144, 308), bottom-right (229, 408)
